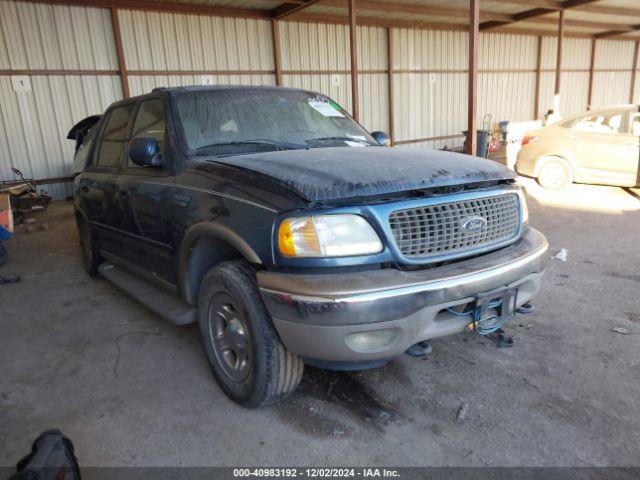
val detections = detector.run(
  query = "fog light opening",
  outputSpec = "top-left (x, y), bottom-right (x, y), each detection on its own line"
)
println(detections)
top-left (346, 329), bottom-right (397, 351)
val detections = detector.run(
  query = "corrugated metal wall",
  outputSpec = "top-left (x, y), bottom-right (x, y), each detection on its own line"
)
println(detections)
top-left (393, 29), bottom-right (467, 147)
top-left (538, 37), bottom-right (593, 117)
top-left (591, 39), bottom-right (635, 107)
top-left (2, 1), bottom-right (640, 198)
top-left (0, 1), bottom-right (121, 197)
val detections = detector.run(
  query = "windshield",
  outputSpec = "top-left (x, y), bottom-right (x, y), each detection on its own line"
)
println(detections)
top-left (173, 88), bottom-right (377, 156)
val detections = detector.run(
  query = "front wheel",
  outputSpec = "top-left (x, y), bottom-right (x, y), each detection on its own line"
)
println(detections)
top-left (536, 158), bottom-right (573, 190)
top-left (198, 260), bottom-right (303, 407)
top-left (0, 241), bottom-right (7, 268)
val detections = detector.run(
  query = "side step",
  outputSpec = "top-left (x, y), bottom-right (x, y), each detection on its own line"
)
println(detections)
top-left (98, 262), bottom-right (197, 325)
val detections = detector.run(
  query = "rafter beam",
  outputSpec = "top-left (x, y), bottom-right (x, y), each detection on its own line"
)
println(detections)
top-left (17, 0), bottom-right (269, 18)
top-left (290, 12), bottom-right (596, 38)
top-left (596, 25), bottom-right (640, 39)
top-left (494, 0), bottom-right (640, 18)
top-left (314, 0), bottom-right (628, 33)
top-left (271, 0), bottom-right (323, 19)
top-left (317, 0), bottom-right (512, 22)
top-left (480, 0), bottom-right (601, 31)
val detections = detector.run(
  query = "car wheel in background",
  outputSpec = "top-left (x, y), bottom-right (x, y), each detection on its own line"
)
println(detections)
top-left (78, 219), bottom-right (102, 277)
top-left (198, 260), bottom-right (303, 407)
top-left (536, 157), bottom-right (573, 190)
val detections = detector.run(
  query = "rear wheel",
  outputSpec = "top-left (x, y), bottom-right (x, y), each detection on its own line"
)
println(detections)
top-left (536, 157), bottom-right (573, 190)
top-left (198, 260), bottom-right (303, 407)
top-left (78, 218), bottom-right (101, 277)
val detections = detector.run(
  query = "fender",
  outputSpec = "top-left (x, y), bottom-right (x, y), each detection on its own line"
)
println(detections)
top-left (178, 222), bottom-right (262, 303)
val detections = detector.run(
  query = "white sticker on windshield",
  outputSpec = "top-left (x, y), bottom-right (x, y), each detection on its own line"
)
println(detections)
top-left (345, 141), bottom-right (367, 147)
top-left (308, 98), bottom-right (344, 118)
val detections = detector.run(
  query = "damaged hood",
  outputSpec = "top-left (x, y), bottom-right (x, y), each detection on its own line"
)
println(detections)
top-left (203, 147), bottom-right (515, 202)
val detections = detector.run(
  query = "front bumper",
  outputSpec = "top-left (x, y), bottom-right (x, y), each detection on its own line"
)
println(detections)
top-left (258, 227), bottom-right (549, 363)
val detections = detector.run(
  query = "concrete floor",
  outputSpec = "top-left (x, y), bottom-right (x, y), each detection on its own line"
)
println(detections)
top-left (1, 179), bottom-right (639, 467)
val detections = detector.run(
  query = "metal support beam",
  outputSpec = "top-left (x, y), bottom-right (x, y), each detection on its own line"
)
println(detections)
top-left (553, 9), bottom-right (564, 113)
top-left (534, 36), bottom-right (542, 119)
top-left (271, 19), bottom-right (283, 86)
top-left (387, 27), bottom-right (394, 144)
top-left (272, 0), bottom-right (322, 20)
top-left (630, 41), bottom-right (640, 103)
top-left (466, 0), bottom-right (479, 156)
top-left (480, 0), bottom-right (600, 32)
top-left (349, 0), bottom-right (359, 122)
top-left (110, 7), bottom-right (129, 99)
top-left (587, 38), bottom-right (596, 109)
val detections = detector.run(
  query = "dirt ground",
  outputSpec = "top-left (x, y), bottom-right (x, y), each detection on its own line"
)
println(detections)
top-left (1, 179), bottom-right (639, 467)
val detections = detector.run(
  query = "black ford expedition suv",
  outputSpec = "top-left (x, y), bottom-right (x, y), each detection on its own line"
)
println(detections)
top-left (70, 86), bottom-right (548, 407)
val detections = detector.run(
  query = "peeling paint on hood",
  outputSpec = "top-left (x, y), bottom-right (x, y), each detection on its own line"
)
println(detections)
top-left (203, 147), bottom-right (515, 202)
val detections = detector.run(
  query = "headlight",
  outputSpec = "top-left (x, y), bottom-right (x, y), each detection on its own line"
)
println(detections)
top-left (518, 189), bottom-right (529, 224)
top-left (278, 214), bottom-right (383, 258)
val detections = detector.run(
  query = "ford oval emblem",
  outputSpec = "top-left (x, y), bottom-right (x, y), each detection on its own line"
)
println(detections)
top-left (461, 216), bottom-right (487, 232)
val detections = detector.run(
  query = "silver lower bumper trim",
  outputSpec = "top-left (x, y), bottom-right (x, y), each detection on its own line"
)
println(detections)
top-left (258, 227), bottom-right (548, 326)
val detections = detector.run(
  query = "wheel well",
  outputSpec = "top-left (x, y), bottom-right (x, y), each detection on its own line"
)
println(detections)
top-left (182, 236), bottom-right (245, 305)
top-left (535, 155), bottom-right (574, 178)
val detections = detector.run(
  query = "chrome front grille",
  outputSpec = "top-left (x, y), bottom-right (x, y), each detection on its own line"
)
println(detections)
top-left (388, 193), bottom-right (520, 260)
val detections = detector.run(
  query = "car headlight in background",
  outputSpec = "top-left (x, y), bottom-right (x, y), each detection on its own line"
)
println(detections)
top-left (278, 214), bottom-right (383, 257)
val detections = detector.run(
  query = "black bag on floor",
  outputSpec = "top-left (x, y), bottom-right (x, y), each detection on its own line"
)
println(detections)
top-left (9, 429), bottom-right (81, 480)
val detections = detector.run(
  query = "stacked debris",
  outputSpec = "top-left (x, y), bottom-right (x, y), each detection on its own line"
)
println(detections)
top-left (0, 167), bottom-right (51, 225)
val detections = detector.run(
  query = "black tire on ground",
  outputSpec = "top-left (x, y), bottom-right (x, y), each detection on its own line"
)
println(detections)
top-left (0, 241), bottom-right (7, 268)
top-left (197, 260), bottom-right (303, 407)
top-left (78, 218), bottom-right (102, 277)
top-left (536, 157), bottom-right (573, 190)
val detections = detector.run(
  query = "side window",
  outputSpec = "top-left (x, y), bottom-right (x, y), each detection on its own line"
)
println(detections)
top-left (129, 99), bottom-right (165, 168)
top-left (570, 112), bottom-right (623, 135)
top-left (95, 105), bottom-right (134, 167)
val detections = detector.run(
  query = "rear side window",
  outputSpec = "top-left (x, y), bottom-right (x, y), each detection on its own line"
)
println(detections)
top-left (567, 111), bottom-right (624, 135)
top-left (129, 99), bottom-right (165, 168)
top-left (95, 105), bottom-right (134, 167)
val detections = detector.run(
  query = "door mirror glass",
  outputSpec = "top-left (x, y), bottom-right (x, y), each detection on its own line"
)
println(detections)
top-left (370, 131), bottom-right (391, 146)
top-left (129, 137), bottom-right (162, 167)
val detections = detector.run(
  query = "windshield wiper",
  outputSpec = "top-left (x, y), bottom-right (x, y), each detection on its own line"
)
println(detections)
top-left (305, 136), bottom-right (371, 145)
top-left (194, 139), bottom-right (306, 155)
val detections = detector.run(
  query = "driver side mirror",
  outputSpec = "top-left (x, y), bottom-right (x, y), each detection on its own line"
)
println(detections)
top-left (129, 137), bottom-right (162, 167)
top-left (370, 131), bottom-right (391, 146)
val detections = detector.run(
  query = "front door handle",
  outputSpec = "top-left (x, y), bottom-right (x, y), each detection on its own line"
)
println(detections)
top-left (118, 188), bottom-right (130, 199)
top-left (80, 185), bottom-right (90, 194)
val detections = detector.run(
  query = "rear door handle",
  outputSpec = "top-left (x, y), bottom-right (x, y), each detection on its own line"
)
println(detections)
top-left (118, 188), bottom-right (130, 199)
top-left (80, 185), bottom-right (90, 194)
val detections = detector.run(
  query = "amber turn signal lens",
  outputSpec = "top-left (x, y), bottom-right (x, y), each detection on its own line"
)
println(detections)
top-left (278, 220), bottom-right (296, 257)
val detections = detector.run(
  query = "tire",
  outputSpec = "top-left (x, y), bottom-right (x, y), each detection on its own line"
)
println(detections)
top-left (197, 260), bottom-right (303, 407)
top-left (536, 157), bottom-right (573, 190)
top-left (0, 241), bottom-right (7, 268)
top-left (78, 218), bottom-right (102, 277)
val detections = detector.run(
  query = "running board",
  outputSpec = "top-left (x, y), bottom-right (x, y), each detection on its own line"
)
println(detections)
top-left (98, 262), bottom-right (196, 326)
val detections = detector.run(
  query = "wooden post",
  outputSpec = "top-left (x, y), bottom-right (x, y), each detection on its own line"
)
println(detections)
top-left (387, 27), bottom-right (394, 144)
top-left (466, 0), bottom-right (479, 156)
top-left (348, 0), bottom-right (359, 122)
top-left (630, 41), bottom-right (639, 103)
top-left (110, 7), bottom-right (129, 99)
top-left (553, 9), bottom-right (564, 113)
top-left (587, 37), bottom-right (596, 109)
top-left (271, 19), bottom-right (282, 86)
top-left (534, 36), bottom-right (542, 120)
